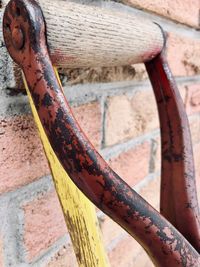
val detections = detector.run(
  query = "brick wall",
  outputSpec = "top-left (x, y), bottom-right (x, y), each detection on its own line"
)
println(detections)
top-left (0, 0), bottom-right (200, 266)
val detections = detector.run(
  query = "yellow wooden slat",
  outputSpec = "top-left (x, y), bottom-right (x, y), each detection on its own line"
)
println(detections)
top-left (23, 71), bottom-right (109, 267)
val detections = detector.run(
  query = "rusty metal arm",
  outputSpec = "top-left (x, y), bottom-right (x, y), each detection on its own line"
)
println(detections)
top-left (146, 51), bottom-right (200, 252)
top-left (3, 0), bottom-right (200, 266)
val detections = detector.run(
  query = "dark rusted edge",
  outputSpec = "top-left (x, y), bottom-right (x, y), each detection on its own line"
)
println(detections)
top-left (3, 0), bottom-right (200, 266)
top-left (145, 45), bottom-right (200, 252)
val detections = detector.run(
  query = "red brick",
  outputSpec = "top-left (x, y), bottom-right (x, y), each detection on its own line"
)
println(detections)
top-left (167, 33), bottom-right (200, 77)
top-left (108, 235), bottom-right (141, 267)
top-left (0, 101), bottom-right (101, 194)
top-left (46, 244), bottom-right (78, 267)
top-left (132, 249), bottom-right (154, 267)
top-left (100, 215), bottom-right (124, 249)
top-left (139, 176), bottom-right (160, 211)
top-left (122, 0), bottom-right (200, 28)
top-left (72, 101), bottom-right (101, 149)
top-left (128, 34), bottom-right (200, 80)
top-left (105, 91), bottom-right (158, 146)
top-left (0, 115), bottom-right (50, 194)
top-left (185, 84), bottom-right (200, 115)
top-left (23, 190), bottom-right (66, 261)
top-left (108, 232), bottom-right (154, 267)
top-left (109, 142), bottom-right (151, 187)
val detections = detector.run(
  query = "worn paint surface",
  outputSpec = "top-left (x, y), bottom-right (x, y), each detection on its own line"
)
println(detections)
top-left (23, 74), bottom-right (109, 267)
top-left (3, 0), bottom-right (200, 266)
top-left (146, 51), bottom-right (200, 252)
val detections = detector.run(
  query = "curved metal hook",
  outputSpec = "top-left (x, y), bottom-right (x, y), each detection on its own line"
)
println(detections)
top-left (146, 51), bottom-right (200, 252)
top-left (3, 0), bottom-right (200, 266)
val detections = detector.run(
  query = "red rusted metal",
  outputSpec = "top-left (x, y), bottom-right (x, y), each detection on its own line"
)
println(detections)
top-left (145, 49), bottom-right (200, 253)
top-left (3, 0), bottom-right (200, 266)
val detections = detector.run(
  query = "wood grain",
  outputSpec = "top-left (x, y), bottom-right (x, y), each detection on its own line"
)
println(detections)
top-left (2, 0), bottom-right (164, 68)
top-left (35, 0), bottom-right (164, 68)
top-left (2, 0), bottom-right (164, 67)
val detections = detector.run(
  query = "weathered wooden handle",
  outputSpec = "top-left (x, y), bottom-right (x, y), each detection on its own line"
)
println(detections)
top-left (36, 0), bottom-right (164, 68)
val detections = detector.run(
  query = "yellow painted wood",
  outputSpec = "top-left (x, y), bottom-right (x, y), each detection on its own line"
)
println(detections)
top-left (23, 71), bottom-right (109, 267)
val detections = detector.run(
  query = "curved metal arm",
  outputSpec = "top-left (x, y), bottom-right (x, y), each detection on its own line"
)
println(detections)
top-left (146, 51), bottom-right (200, 252)
top-left (3, 0), bottom-right (200, 266)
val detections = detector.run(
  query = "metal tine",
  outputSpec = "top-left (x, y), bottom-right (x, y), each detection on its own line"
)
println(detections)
top-left (145, 47), bottom-right (200, 252)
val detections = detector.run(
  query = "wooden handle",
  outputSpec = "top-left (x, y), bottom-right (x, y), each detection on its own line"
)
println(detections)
top-left (36, 0), bottom-right (164, 68)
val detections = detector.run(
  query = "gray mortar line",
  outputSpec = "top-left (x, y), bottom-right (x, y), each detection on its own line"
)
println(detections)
top-left (0, 93), bottom-right (31, 116)
top-left (106, 232), bottom-right (127, 253)
top-left (0, 175), bottom-right (54, 203)
top-left (63, 80), bottom-right (150, 106)
top-left (0, 195), bottom-right (30, 267)
top-left (0, 175), bottom-right (55, 266)
top-left (133, 172), bottom-right (160, 193)
top-left (1, 75), bottom-right (199, 116)
top-left (149, 138), bottom-right (160, 173)
top-left (100, 95), bottom-right (107, 149)
top-left (0, 197), bottom-right (20, 267)
top-left (189, 112), bottom-right (200, 121)
top-left (31, 235), bottom-right (71, 267)
top-left (100, 129), bottom-right (160, 160)
top-left (63, 76), bottom-right (200, 106)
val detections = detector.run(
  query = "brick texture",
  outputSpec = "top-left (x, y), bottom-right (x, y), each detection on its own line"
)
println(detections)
top-left (167, 34), bottom-right (200, 77)
top-left (185, 84), bottom-right (200, 115)
top-left (121, 0), bottom-right (200, 28)
top-left (132, 249), bottom-right (154, 267)
top-left (23, 190), bottom-right (66, 261)
top-left (0, 101), bottom-right (101, 194)
top-left (46, 244), bottom-right (78, 267)
top-left (105, 91), bottom-right (158, 146)
top-left (0, 115), bottom-right (50, 194)
top-left (108, 235), bottom-right (144, 267)
top-left (108, 234), bottom-right (153, 267)
top-left (109, 142), bottom-right (151, 187)
top-left (72, 101), bottom-right (101, 149)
